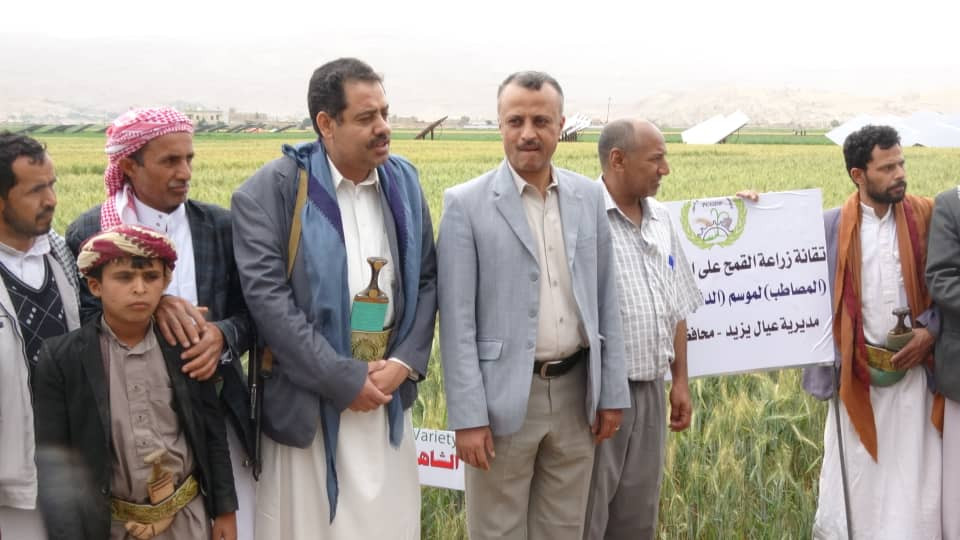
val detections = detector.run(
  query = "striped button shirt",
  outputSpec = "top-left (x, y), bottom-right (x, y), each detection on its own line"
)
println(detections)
top-left (602, 179), bottom-right (702, 381)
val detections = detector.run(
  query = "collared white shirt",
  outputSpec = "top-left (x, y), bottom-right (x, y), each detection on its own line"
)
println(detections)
top-left (601, 179), bottom-right (702, 380)
top-left (508, 163), bottom-right (586, 360)
top-left (329, 158), bottom-right (416, 378)
top-left (329, 157), bottom-right (396, 328)
top-left (860, 203), bottom-right (908, 346)
top-left (123, 194), bottom-right (198, 305)
top-left (0, 235), bottom-right (51, 289)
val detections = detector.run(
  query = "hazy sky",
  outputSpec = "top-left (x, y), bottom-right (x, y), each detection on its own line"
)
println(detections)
top-left (3, 0), bottom-right (958, 120)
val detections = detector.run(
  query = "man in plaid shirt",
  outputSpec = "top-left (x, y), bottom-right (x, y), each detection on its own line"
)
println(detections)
top-left (583, 119), bottom-right (702, 540)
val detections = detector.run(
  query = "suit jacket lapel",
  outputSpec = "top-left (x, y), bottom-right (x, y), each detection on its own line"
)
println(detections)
top-left (557, 174), bottom-right (583, 271)
top-left (159, 334), bottom-right (199, 447)
top-left (80, 322), bottom-right (111, 448)
top-left (185, 201), bottom-right (215, 308)
top-left (492, 161), bottom-right (537, 261)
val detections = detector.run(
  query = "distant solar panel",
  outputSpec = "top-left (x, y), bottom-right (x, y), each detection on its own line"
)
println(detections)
top-left (827, 112), bottom-right (960, 148)
top-left (562, 114), bottom-right (591, 138)
top-left (414, 117), bottom-right (447, 140)
top-left (681, 111), bottom-right (749, 144)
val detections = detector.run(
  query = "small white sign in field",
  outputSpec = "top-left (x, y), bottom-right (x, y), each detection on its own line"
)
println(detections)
top-left (414, 427), bottom-right (464, 490)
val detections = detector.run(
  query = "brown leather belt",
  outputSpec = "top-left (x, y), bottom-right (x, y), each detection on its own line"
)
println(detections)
top-left (533, 348), bottom-right (588, 379)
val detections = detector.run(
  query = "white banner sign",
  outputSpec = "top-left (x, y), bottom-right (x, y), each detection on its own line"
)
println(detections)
top-left (414, 427), bottom-right (464, 490)
top-left (665, 189), bottom-right (834, 377)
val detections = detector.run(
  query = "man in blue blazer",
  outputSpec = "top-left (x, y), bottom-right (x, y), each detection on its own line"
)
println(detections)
top-left (438, 71), bottom-right (629, 540)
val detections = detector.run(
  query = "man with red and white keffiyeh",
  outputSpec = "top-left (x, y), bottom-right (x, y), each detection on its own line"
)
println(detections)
top-left (65, 107), bottom-right (256, 540)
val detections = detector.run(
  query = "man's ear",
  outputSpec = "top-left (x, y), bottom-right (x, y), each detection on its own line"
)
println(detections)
top-left (316, 112), bottom-right (336, 140)
top-left (163, 267), bottom-right (173, 289)
top-left (609, 148), bottom-right (626, 171)
top-left (119, 156), bottom-right (139, 181)
top-left (87, 276), bottom-right (103, 298)
top-left (849, 167), bottom-right (866, 187)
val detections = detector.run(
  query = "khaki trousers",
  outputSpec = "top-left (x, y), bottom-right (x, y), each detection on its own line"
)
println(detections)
top-left (583, 378), bottom-right (666, 540)
top-left (466, 361), bottom-right (595, 540)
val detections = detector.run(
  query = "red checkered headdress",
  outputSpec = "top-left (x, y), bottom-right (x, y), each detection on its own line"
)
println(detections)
top-left (100, 107), bottom-right (193, 229)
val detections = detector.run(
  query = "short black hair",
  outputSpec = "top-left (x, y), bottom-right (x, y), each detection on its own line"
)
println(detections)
top-left (597, 119), bottom-right (637, 171)
top-left (307, 58), bottom-right (383, 136)
top-left (0, 131), bottom-right (47, 199)
top-left (497, 71), bottom-right (564, 114)
top-left (843, 125), bottom-right (901, 180)
top-left (84, 255), bottom-right (164, 281)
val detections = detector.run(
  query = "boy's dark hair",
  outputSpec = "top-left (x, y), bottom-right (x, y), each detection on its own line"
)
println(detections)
top-left (0, 131), bottom-right (47, 199)
top-left (85, 256), bottom-right (164, 281)
top-left (307, 58), bottom-right (383, 136)
top-left (843, 125), bottom-right (901, 181)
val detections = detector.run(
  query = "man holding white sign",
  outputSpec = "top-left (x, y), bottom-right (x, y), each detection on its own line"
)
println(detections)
top-left (583, 119), bottom-right (701, 540)
top-left (747, 124), bottom-right (942, 538)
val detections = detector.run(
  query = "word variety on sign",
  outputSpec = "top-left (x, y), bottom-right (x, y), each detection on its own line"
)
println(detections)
top-left (415, 427), bottom-right (464, 490)
top-left (666, 189), bottom-right (834, 377)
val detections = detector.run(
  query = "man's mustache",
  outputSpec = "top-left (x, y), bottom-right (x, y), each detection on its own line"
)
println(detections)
top-left (368, 135), bottom-right (390, 148)
top-left (889, 180), bottom-right (907, 191)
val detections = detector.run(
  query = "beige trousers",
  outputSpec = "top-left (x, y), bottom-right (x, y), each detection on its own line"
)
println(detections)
top-left (466, 361), bottom-right (595, 540)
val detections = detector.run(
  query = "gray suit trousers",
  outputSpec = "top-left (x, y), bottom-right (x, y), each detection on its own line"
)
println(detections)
top-left (584, 378), bottom-right (666, 540)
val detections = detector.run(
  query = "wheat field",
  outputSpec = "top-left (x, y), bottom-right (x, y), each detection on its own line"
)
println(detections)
top-left (37, 130), bottom-right (960, 539)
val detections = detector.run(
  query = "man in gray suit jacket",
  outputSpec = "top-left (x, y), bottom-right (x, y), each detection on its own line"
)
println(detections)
top-left (925, 187), bottom-right (960, 538)
top-left (232, 58), bottom-right (436, 539)
top-left (438, 71), bottom-right (629, 540)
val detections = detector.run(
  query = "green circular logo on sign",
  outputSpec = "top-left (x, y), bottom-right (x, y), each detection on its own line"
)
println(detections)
top-left (680, 198), bottom-right (747, 249)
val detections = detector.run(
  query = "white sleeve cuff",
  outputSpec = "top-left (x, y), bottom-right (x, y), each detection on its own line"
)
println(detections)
top-left (387, 357), bottom-right (419, 381)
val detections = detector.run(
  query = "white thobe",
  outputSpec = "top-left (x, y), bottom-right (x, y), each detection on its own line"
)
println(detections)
top-left (255, 162), bottom-right (420, 540)
top-left (813, 204), bottom-right (942, 539)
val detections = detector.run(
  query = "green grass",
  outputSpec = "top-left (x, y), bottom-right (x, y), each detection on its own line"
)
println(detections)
top-left (37, 133), bottom-right (960, 539)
